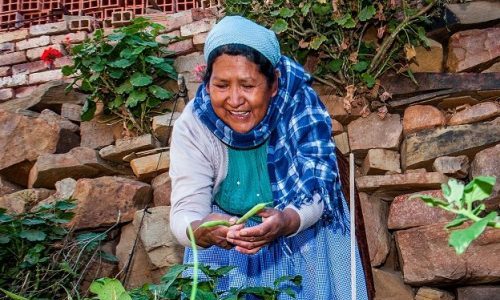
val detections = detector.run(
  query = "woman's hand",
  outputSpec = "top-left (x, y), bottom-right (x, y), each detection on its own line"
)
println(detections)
top-left (190, 213), bottom-right (237, 249)
top-left (226, 208), bottom-right (300, 254)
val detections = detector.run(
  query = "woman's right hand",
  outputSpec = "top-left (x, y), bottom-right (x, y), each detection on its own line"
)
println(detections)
top-left (189, 213), bottom-right (240, 249)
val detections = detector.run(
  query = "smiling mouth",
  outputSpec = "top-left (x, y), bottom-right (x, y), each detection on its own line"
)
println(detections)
top-left (229, 111), bottom-right (250, 117)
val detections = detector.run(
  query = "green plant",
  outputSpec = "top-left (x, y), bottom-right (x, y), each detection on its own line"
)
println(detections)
top-left (411, 176), bottom-right (499, 254)
top-left (198, 202), bottom-right (272, 229)
top-left (63, 17), bottom-right (177, 134)
top-left (224, 0), bottom-right (442, 101)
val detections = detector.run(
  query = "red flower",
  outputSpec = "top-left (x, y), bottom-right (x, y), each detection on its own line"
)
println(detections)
top-left (40, 47), bottom-right (63, 68)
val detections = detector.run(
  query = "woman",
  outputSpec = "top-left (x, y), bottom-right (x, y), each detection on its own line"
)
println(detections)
top-left (169, 16), bottom-right (369, 299)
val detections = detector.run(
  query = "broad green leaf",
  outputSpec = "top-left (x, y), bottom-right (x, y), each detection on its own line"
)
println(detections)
top-left (109, 68), bottom-right (124, 79)
top-left (0, 213), bottom-right (14, 223)
top-left (108, 59), bottom-right (134, 68)
top-left (148, 85), bottom-right (172, 100)
top-left (410, 194), bottom-right (449, 208)
top-left (358, 5), bottom-right (376, 22)
top-left (279, 7), bottom-right (295, 18)
top-left (442, 178), bottom-right (464, 205)
top-left (445, 216), bottom-right (468, 229)
top-left (335, 13), bottom-right (356, 29)
top-left (100, 250), bottom-right (119, 262)
top-left (463, 176), bottom-right (496, 206)
top-left (19, 230), bottom-right (46, 241)
top-left (130, 72), bottom-right (153, 87)
top-left (89, 73), bottom-right (100, 82)
top-left (132, 46), bottom-right (146, 55)
top-left (0, 288), bottom-right (29, 300)
top-left (417, 26), bottom-right (430, 47)
top-left (271, 19), bottom-right (288, 34)
top-left (309, 35), bottom-right (327, 50)
top-left (352, 61), bottom-right (369, 72)
top-left (301, 2), bottom-right (311, 16)
top-left (449, 211), bottom-right (497, 254)
top-left (282, 287), bottom-right (297, 299)
top-left (89, 278), bottom-right (132, 300)
top-left (146, 97), bottom-right (161, 108)
top-left (51, 226), bottom-right (68, 236)
top-left (0, 234), bottom-right (10, 244)
top-left (108, 32), bottom-right (126, 41)
top-left (126, 90), bottom-right (147, 107)
top-left (22, 218), bottom-right (46, 226)
top-left (109, 95), bottom-right (124, 109)
top-left (361, 73), bottom-right (375, 88)
top-left (120, 48), bottom-right (134, 59)
top-left (145, 56), bottom-right (165, 65)
top-left (116, 81), bottom-right (133, 94)
top-left (80, 79), bottom-right (93, 92)
top-left (312, 3), bottom-right (331, 15)
top-left (61, 65), bottom-right (75, 76)
top-left (55, 200), bottom-right (77, 211)
top-left (215, 266), bottom-right (236, 277)
top-left (81, 98), bottom-right (96, 121)
top-left (90, 63), bottom-right (105, 72)
top-left (159, 264), bottom-right (190, 293)
top-left (270, 10), bottom-right (280, 17)
top-left (328, 59), bottom-right (343, 72)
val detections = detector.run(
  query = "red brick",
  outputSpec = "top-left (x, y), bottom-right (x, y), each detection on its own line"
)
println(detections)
top-left (0, 74), bottom-right (28, 88)
top-left (54, 56), bottom-right (73, 68)
top-left (0, 67), bottom-right (11, 77)
top-left (15, 85), bottom-right (38, 98)
top-left (166, 39), bottom-right (194, 55)
top-left (16, 35), bottom-right (50, 51)
top-left (0, 42), bottom-right (15, 53)
top-left (0, 51), bottom-right (28, 67)
top-left (26, 44), bottom-right (65, 61)
top-left (0, 29), bottom-right (29, 44)
top-left (50, 32), bottom-right (88, 45)
top-left (12, 60), bottom-right (48, 75)
top-left (30, 21), bottom-right (68, 37)
top-left (403, 105), bottom-right (446, 135)
top-left (28, 69), bottom-right (63, 84)
top-left (0, 88), bottom-right (14, 101)
top-left (180, 18), bottom-right (216, 37)
top-left (192, 32), bottom-right (208, 51)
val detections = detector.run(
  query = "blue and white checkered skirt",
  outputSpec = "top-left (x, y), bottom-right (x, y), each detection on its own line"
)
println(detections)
top-left (183, 201), bottom-right (368, 300)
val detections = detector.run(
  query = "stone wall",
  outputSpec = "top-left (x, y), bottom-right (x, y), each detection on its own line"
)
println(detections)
top-left (0, 2), bottom-right (499, 299)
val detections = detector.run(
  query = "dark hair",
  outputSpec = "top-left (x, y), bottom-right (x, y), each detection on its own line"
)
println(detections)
top-left (203, 44), bottom-right (276, 87)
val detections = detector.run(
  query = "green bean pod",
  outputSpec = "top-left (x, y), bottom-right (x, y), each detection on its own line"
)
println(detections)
top-left (198, 220), bottom-right (231, 229)
top-left (236, 202), bottom-right (271, 225)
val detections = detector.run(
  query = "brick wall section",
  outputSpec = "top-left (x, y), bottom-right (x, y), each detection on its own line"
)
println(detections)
top-left (0, 9), bottom-right (214, 101)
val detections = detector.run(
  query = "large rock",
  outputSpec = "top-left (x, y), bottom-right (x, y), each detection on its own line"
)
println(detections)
top-left (395, 222), bottom-right (500, 285)
top-left (359, 193), bottom-right (390, 267)
top-left (68, 176), bottom-right (152, 229)
top-left (410, 39), bottom-right (444, 73)
top-left (0, 188), bottom-right (54, 214)
top-left (432, 155), bottom-right (469, 179)
top-left (401, 117), bottom-right (500, 170)
top-left (0, 176), bottom-right (22, 196)
top-left (361, 149), bottom-right (401, 175)
top-left (470, 144), bottom-right (500, 212)
top-left (152, 112), bottom-right (181, 146)
top-left (403, 105), bottom-right (446, 135)
top-left (448, 102), bottom-right (500, 126)
top-left (320, 94), bottom-right (366, 125)
top-left (415, 287), bottom-right (454, 300)
top-left (456, 286), bottom-right (500, 300)
top-left (388, 190), bottom-right (455, 230)
top-left (372, 268), bottom-right (414, 300)
top-left (151, 172), bottom-right (171, 207)
top-left (132, 206), bottom-right (183, 269)
top-left (99, 134), bottom-right (161, 163)
top-left (130, 151), bottom-right (170, 181)
top-left (446, 28), bottom-right (500, 72)
top-left (28, 147), bottom-right (132, 188)
top-left (333, 132), bottom-right (350, 155)
top-left (445, 2), bottom-right (500, 26)
top-left (34, 178), bottom-right (77, 209)
top-left (356, 172), bottom-right (448, 193)
top-left (80, 120), bottom-right (122, 149)
top-left (347, 113), bottom-right (402, 156)
top-left (116, 223), bottom-right (163, 288)
top-left (0, 109), bottom-right (60, 171)
top-left (0, 160), bottom-right (34, 187)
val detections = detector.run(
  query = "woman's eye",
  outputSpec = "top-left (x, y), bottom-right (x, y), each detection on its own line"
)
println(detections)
top-left (242, 85), bottom-right (254, 89)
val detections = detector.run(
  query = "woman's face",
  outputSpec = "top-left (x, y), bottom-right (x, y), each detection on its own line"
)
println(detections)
top-left (207, 54), bottom-right (278, 134)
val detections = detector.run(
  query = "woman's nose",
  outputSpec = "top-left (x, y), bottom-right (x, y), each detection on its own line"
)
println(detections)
top-left (226, 87), bottom-right (244, 107)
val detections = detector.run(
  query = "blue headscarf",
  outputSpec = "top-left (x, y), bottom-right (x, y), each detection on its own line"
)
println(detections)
top-left (193, 55), bottom-right (347, 227)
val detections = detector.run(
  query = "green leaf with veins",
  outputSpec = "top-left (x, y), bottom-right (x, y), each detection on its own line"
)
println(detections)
top-left (449, 211), bottom-right (497, 254)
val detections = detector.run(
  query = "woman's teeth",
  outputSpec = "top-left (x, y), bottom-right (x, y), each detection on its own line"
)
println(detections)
top-left (230, 111), bottom-right (249, 116)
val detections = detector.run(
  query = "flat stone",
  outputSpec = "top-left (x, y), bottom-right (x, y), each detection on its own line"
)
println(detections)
top-left (0, 176), bottom-right (22, 197)
top-left (130, 152), bottom-right (170, 181)
top-left (0, 88), bottom-right (13, 101)
top-left (402, 117), bottom-right (500, 170)
top-left (432, 155), bottom-right (469, 179)
top-left (331, 119), bottom-right (343, 135)
top-left (12, 60), bottom-right (48, 75)
top-left (144, 10), bottom-right (193, 31)
top-left (320, 94), bottom-right (365, 124)
top-left (34, 178), bottom-right (77, 209)
top-left (99, 134), bottom-right (161, 163)
top-left (456, 286), bottom-right (500, 300)
top-left (0, 29), bottom-right (29, 44)
top-left (28, 69), bottom-right (64, 84)
top-left (50, 32), bottom-right (87, 45)
top-left (192, 32), bottom-right (208, 50)
top-left (60, 103), bottom-right (82, 122)
top-left (333, 132), bottom-right (350, 155)
top-left (362, 149), bottom-right (401, 175)
top-left (356, 172), bottom-right (448, 192)
top-left (403, 105), bottom-right (446, 135)
top-left (372, 268), bottom-right (414, 300)
top-left (0, 67), bottom-right (10, 77)
top-left (446, 28), bottom-right (500, 72)
top-left (410, 39), bottom-right (444, 73)
top-left (152, 112), bottom-right (181, 145)
top-left (151, 172), bottom-right (171, 206)
top-left (437, 96), bottom-right (479, 110)
top-left (348, 113), bottom-right (402, 156)
top-left (445, 2), bottom-right (500, 25)
top-left (165, 39), bottom-right (194, 56)
top-left (395, 222), bottom-right (500, 285)
top-left (29, 21), bottom-right (69, 37)
top-left (39, 109), bottom-right (79, 132)
top-left (80, 120), bottom-right (122, 149)
top-left (0, 42), bottom-right (15, 53)
top-left (68, 176), bottom-right (152, 230)
top-left (28, 147), bottom-right (131, 188)
top-left (16, 35), bottom-right (51, 51)
top-left (388, 190), bottom-right (455, 230)
top-left (359, 193), bottom-right (390, 267)
top-left (155, 30), bottom-right (180, 45)
top-left (0, 160), bottom-right (34, 187)
top-left (470, 144), bottom-right (500, 212)
top-left (0, 188), bottom-right (54, 214)
top-left (0, 109), bottom-right (60, 171)
top-left (180, 18), bottom-right (216, 37)
top-left (0, 74), bottom-right (28, 88)
top-left (415, 287), bottom-right (454, 300)
top-left (482, 62), bottom-right (500, 73)
top-left (448, 102), bottom-right (500, 125)
top-left (132, 206), bottom-right (184, 269)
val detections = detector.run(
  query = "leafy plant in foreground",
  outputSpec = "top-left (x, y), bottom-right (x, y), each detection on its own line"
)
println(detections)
top-left (63, 17), bottom-right (177, 134)
top-left (411, 176), bottom-right (499, 254)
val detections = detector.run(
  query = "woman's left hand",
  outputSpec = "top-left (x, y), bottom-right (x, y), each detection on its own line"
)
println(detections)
top-left (226, 208), bottom-right (300, 254)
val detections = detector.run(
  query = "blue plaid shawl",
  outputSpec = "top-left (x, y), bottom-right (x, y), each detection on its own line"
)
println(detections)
top-left (193, 56), bottom-right (347, 226)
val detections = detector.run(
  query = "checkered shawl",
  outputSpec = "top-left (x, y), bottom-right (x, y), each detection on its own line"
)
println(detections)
top-left (193, 56), bottom-right (347, 226)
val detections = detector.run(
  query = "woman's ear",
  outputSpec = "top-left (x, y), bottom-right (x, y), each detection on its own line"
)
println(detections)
top-left (271, 70), bottom-right (279, 97)
top-left (205, 81), bottom-right (210, 94)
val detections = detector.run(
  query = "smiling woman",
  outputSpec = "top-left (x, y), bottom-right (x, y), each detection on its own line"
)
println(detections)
top-left (169, 16), bottom-right (370, 300)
